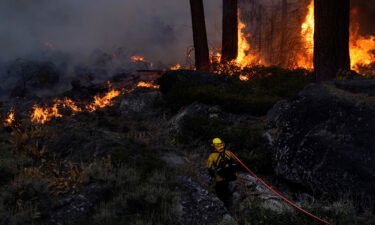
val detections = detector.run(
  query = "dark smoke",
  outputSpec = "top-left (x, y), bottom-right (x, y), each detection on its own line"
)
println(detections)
top-left (0, 0), bottom-right (222, 98)
top-left (0, 0), bottom-right (222, 64)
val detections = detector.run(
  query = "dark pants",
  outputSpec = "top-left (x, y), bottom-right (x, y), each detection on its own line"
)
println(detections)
top-left (215, 181), bottom-right (232, 209)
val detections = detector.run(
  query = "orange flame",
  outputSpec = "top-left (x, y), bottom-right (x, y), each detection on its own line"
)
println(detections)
top-left (85, 89), bottom-right (121, 112)
top-left (298, 0), bottom-right (375, 73)
top-left (31, 104), bottom-right (62, 124)
top-left (170, 64), bottom-right (182, 70)
top-left (136, 81), bottom-right (160, 89)
top-left (235, 14), bottom-right (258, 68)
top-left (3, 109), bottom-right (16, 127)
top-left (131, 56), bottom-right (145, 62)
top-left (297, 0), bottom-right (314, 69)
top-left (55, 98), bottom-right (82, 114)
top-left (350, 9), bottom-right (375, 72)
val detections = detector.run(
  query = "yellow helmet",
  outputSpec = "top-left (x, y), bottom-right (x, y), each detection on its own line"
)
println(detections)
top-left (212, 138), bottom-right (223, 145)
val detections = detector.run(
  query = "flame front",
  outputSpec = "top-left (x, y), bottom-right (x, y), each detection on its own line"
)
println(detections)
top-left (298, 0), bottom-right (375, 73)
top-left (55, 98), bottom-right (82, 113)
top-left (350, 9), bottom-right (375, 73)
top-left (85, 89), bottom-right (121, 112)
top-left (3, 109), bottom-right (16, 127)
top-left (297, 0), bottom-right (314, 69)
top-left (235, 14), bottom-right (258, 68)
top-left (31, 104), bottom-right (62, 124)
top-left (136, 81), bottom-right (160, 89)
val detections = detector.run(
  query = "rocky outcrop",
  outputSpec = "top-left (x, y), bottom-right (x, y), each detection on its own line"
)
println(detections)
top-left (119, 89), bottom-right (161, 118)
top-left (175, 176), bottom-right (237, 225)
top-left (267, 79), bottom-right (375, 207)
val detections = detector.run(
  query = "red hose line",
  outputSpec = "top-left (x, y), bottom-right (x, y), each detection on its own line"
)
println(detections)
top-left (231, 153), bottom-right (334, 225)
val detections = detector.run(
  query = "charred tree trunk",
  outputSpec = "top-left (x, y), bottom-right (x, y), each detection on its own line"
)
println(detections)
top-left (222, 0), bottom-right (238, 62)
top-left (314, 0), bottom-right (350, 81)
top-left (189, 0), bottom-right (210, 71)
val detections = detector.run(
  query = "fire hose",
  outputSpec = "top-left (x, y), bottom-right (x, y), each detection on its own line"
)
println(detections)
top-left (231, 153), bottom-right (334, 225)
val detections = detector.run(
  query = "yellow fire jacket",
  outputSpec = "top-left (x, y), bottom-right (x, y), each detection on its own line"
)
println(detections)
top-left (207, 150), bottom-right (235, 182)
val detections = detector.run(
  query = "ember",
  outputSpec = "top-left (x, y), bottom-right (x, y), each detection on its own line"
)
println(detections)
top-left (131, 55), bottom-right (145, 62)
top-left (3, 109), bottom-right (15, 127)
top-left (170, 64), bottom-right (182, 70)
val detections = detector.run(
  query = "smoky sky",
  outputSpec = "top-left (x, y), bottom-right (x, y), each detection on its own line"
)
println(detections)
top-left (0, 0), bottom-right (374, 66)
top-left (0, 0), bottom-right (222, 65)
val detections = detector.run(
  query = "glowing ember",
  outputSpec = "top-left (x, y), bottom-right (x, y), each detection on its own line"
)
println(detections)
top-left (131, 56), bottom-right (145, 62)
top-left (85, 89), bottom-right (121, 112)
top-left (239, 75), bottom-right (249, 81)
top-left (170, 64), bottom-right (182, 70)
top-left (235, 14), bottom-right (258, 68)
top-left (297, 0), bottom-right (314, 69)
top-left (31, 104), bottom-right (62, 124)
top-left (3, 109), bottom-right (15, 127)
top-left (55, 98), bottom-right (82, 114)
top-left (136, 81), bottom-right (160, 89)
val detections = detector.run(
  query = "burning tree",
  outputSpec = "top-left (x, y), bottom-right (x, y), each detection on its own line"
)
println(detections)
top-left (314, 0), bottom-right (351, 80)
top-left (189, 0), bottom-right (210, 72)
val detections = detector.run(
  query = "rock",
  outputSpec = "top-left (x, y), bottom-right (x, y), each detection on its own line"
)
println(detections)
top-left (236, 173), bottom-right (292, 214)
top-left (267, 79), bottom-right (375, 208)
top-left (119, 89), bottom-right (161, 118)
top-left (158, 69), bottom-right (233, 94)
top-left (168, 102), bottom-right (260, 135)
top-left (48, 183), bottom-right (107, 225)
top-left (175, 176), bottom-right (233, 225)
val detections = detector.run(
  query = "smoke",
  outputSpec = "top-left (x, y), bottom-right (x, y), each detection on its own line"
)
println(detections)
top-left (351, 0), bottom-right (375, 35)
top-left (0, 0), bottom-right (221, 65)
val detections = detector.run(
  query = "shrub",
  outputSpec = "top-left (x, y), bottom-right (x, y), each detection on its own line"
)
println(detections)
top-left (160, 66), bottom-right (313, 116)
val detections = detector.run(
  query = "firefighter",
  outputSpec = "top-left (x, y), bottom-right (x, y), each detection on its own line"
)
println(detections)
top-left (207, 138), bottom-right (238, 208)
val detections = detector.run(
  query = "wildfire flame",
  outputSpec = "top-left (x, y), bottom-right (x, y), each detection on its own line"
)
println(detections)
top-left (131, 56), bottom-right (145, 62)
top-left (136, 81), bottom-right (160, 89)
top-left (3, 109), bottom-right (15, 127)
top-left (85, 89), bottom-right (121, 112)
top-left (298, 0), bottom-right (375, 73)
top-left (350, 9), bottom-right (375, 72)
top-left (31, 104), bottom-right (62, 124)
top-left (55, 98), bottom-right (82, 114)
top-left (170, 64), bottom-right (182, 70)
top-left (297, 0), bottom-right (314, 69)
top-left (235, 14), bottom-right (258, 68)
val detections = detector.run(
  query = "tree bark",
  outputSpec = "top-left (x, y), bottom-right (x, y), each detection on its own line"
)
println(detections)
top-left (314, 0), bottom-right (350, 81)
top-left (221, 0), bottom-right (238, 62)
top-left (189, 0), bottom-right (210, 71)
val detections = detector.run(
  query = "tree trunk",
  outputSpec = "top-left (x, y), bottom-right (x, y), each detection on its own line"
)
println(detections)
top-left (221, 0), bottom-right (238, 62)
top-left (314, 0), bottom-right (350, 81)
top-left (189, 0), bottom-right (210, 71)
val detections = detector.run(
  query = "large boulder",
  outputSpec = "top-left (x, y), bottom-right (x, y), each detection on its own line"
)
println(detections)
top-left (267, 79), bottom-right (375, 208)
